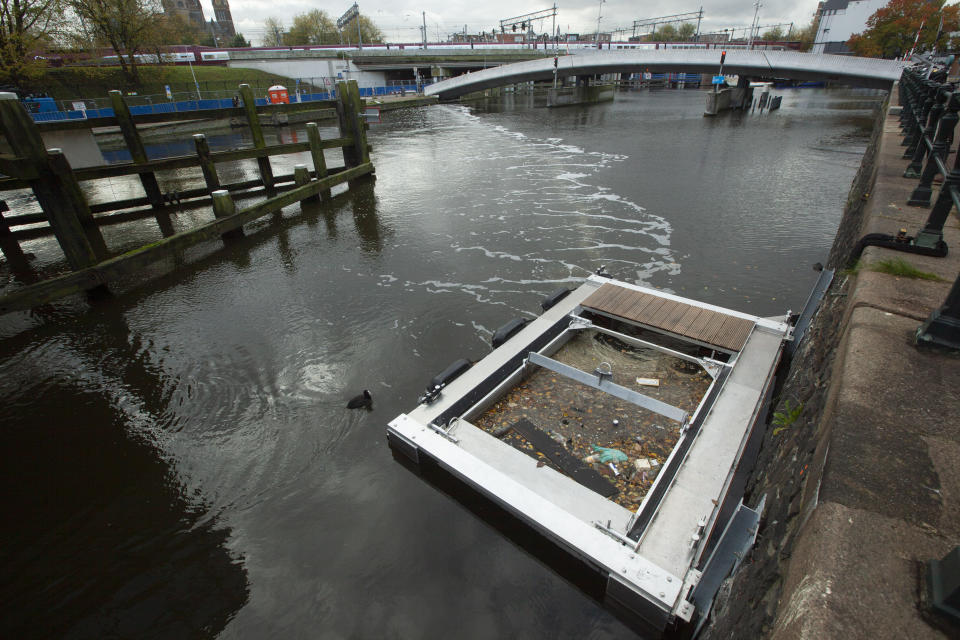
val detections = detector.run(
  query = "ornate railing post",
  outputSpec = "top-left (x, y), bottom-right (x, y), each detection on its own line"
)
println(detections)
top-left (914, 92), bottom-right (960, 247)
top-left (905, 85), bottom-right (949, 178)
top-left (899, 70), bottom-right (918, 133)
top-left (916, 273), bottom-right (960, 350)
top-left (904, 81), bottom-right (938, 157)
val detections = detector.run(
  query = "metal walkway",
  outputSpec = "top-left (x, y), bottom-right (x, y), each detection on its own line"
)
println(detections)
top-left (582, 283), bottom-right (755, 352)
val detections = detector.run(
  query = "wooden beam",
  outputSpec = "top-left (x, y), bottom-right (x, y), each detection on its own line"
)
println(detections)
top-left (4, 166), bottom-right (353, 228)
top-left (193, 134), bottom-right (220, 193)
top-left (109, 90), bottom-right (164, 210)
top-left (239, 83), bottom-right (275, 196)
top-left (0, 154), bottom-right (37, 179)
top-left (0, 137), bottom-right (353, 190)
top-left (0, 162), bottom-right (374, 313)
top-left (47, 149), bottom-right (110, 260)
top-left (0, 93), bottom-right (98, 271)
top-left (306, 122), bottom-right (331, 201)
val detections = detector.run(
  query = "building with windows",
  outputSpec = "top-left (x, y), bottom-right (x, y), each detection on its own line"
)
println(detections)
top-left (162, 0), bottom-right (235, 42)
top-left (162, 0), bottom-right (205, 28)
top-left (211, 0), bottom-right (236, 38)
top-left (812, 0), bottom-right (884, 54)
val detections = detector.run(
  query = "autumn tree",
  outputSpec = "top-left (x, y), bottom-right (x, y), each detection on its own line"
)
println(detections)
top-left (848, 0), bottom-right (960, 58)
top-left (787, 21), bottom-right (817, 51)
top-left (286, 9), bottom-right (336, 45)
top-left (229, 32), bottom-right (249, 47)
top-left (761, 26), bottom-right (785, 40)
top-left (261, 16), bottom-right (283, 46)
top-left (68, 0), bottom-right (166, 85)
top-left (0, 0), bottom-right (60, 87)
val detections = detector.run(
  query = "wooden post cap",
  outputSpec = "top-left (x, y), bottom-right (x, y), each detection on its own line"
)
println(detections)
top-left (193, 133), bottom-right (206, 139)
top-left (0, 92), bottom-right (18, 101)
top-left (211, 189), bottom-right (230, 197)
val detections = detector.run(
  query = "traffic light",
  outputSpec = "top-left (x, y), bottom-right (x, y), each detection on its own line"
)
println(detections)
top-left (553, 56), bottom-right (558, 68)
top-left (512, 24), bottom-right (517, 32)
top-left (720, 50), bottom-right (726, 65)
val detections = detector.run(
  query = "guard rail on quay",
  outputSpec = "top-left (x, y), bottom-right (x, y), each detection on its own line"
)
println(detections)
top-left (883, 67), bottom-right (960, 351)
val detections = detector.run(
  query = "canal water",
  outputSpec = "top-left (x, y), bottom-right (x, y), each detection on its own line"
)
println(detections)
top-left (0, 88), bottom-right (881, 637)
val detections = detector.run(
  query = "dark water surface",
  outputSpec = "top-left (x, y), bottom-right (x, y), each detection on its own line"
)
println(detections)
top-left (0, 88), bottom-right (881, 638)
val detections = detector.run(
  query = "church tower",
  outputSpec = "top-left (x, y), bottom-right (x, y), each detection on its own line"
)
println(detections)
top-left (211, 0), bottom-right (236, 38)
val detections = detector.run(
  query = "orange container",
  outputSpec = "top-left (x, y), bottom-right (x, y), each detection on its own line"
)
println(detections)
top-left (267, 85), bottom-right (289, 104)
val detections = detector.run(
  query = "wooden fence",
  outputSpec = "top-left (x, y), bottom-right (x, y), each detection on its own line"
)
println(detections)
top-left (0, 79), bottom-right (373, 314)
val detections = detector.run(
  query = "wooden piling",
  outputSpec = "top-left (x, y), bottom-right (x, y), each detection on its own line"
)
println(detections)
top-left (193, 134), bottom-right (221, 192)
top-left (336, 81), bottom-right (371, 189)
top-left (0, 200), bottom-right (31, 273)
top-left (108, 90), bottom-right (164, 209)
top-left (0, 93), bottom-right (98, 271)
top-left (46, 149), bottom-right (110, 261)
top-left (305, 122), bottom-right (331, 200)
top-left (238, 84), bottom-right (276, 196)
top-left (347, 81), bottom-right (370, 167)
top-left (211, 189), bottom-right (244, 240)
top-left (294, 164), bottom-right (318, 204)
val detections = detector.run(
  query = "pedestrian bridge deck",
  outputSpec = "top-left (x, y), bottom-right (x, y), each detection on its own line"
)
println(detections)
top-left (425, 49), bottom-right (905, 99)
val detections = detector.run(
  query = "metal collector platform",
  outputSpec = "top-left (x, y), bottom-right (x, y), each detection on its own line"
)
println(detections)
top-left (387, 275), bottom-right (790, 633)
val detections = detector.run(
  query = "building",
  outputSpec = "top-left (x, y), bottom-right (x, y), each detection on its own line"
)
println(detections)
top-left (812, 0), bottom-right (884, 54)
top-left (211, 0), bottom-right (236, 38)
top-left (162, 0), bottom-right (235, 42)
top-left (162, 0), bottom-right (205, 28)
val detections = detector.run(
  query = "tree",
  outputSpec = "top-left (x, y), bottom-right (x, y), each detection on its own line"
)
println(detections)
top-left (229, 32), bottom-right (249, 47)
top-left (648, 24), bottom-right (677, 42)
top-left (261, 16), bottom-right (283, 46)
top-left (339, 15), bottom-right (385, 44)
top-left (787, 21), bottom-right (817, 51)
top-left (761, 27), bottom-right (785, 41)
top-left (0, 0), bottom-right (61, 87)
top-left (286, 9), bottom-right (336, 45)
top-left (677, 23), bottom-right (696, 41)
top-left (67, 0), bottom-right (166, 85)
top-left (848, 0), bottom-right (960, 58)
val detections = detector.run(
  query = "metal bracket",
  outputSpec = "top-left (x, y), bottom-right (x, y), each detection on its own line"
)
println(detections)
top-left (567, 316), bottom-right (725, 379)
top-left (593, 520), bottom-right (640, 548)
top-left (427, 421), bottom-right (460, 444)
top-left (527, 351), bottom-right (689, 423)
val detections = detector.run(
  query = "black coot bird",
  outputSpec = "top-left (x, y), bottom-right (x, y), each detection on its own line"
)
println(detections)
top-left (347, 389), bottom-right (372, 410)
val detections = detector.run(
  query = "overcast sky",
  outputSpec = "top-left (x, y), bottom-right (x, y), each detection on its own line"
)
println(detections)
top-left (201, 1), bottom-right (822, 45)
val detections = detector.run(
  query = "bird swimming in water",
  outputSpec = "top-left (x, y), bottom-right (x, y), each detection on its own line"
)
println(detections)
top-left (347, 389), bottom-right (372, 410)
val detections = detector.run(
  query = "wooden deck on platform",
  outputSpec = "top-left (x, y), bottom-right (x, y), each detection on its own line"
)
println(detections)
top-left (581, 283), bottom-right (754, 352)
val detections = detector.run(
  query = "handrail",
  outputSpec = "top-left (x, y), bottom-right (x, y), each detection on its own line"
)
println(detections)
top-left (878, 67), bottom-right (960, 350)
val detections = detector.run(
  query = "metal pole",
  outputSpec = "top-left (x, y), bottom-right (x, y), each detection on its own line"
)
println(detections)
top-left (422, 11), bottom-right (427, 49)
top-left (356, 3), bottom-right (363, 50)
top-left (188, 61), bottom-right (201, 100)
top-left (696, 7), bottom-right (703, 41)
top-left (552, 3), bottom-right (557, 54)
top-left (748, 0), bottom-right (761, 49)
top-left (596, 0), bottom-right (604, 46)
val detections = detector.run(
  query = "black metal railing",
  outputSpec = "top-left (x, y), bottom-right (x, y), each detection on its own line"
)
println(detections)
top-left (893, 67), bottom-right (960, 350)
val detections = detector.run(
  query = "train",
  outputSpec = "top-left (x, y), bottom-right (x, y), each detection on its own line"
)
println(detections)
top-left (62, 40), bottom-right (799, 67)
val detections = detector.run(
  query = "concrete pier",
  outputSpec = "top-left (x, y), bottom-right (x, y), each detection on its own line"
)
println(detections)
top-left (546, 84), bottom-right (615, 108)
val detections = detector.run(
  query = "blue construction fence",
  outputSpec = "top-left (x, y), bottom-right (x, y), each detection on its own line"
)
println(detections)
top-left (27, 83), bottom-right (425, 123)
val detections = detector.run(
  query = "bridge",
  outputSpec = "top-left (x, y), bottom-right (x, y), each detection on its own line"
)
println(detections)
top-left (424, 49), bottom-right (906, 99)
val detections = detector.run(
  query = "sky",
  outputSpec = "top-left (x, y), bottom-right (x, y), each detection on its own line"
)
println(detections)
top-left (200, 0), bottom-right (823, 45)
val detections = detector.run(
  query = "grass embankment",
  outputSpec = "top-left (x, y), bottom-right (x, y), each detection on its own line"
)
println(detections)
top-left (33, 65), bottom-right (298, 102)
top-left (846, 258), bottom-right (945, 281)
